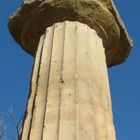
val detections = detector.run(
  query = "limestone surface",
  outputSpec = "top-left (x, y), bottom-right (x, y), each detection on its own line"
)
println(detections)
top-left (8, 0), bottom-right (132, 67)
top-left (21, 21), bottom-right (116, 140)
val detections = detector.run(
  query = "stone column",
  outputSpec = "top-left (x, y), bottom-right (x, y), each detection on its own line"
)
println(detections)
top-left (8, 0), bottom-right (132, 140)
top-left (21, 21), bottom-right (116, 140)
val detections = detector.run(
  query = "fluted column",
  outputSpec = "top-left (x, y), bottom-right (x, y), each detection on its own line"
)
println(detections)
top-left (21, 21), bottom-right (116, 140)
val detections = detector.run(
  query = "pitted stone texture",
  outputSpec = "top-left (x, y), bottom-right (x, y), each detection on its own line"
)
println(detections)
top-left (8, 0), bottom-right (131, 67)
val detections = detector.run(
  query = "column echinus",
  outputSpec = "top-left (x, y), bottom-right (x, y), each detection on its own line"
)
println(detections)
top-left (8, 0), bottom-right (132, 140)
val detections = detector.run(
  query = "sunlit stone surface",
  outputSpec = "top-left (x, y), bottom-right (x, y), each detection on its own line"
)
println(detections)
top-left (8, 0), bottom-right (132, 140)
top-left (21, 21), bottom-right (116, 140)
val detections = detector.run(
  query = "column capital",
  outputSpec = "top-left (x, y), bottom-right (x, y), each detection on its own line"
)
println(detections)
top-left (8, 0), bottom-right (132, 67)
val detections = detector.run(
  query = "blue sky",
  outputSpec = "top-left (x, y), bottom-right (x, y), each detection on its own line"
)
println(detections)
top-left (0, 0), bottom-right (140, 140)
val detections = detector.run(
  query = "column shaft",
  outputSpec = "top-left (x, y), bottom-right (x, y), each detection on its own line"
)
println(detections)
top-left (21, 21), bottom-right (116, 140)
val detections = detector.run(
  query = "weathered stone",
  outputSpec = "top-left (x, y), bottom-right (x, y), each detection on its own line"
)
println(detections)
top-left (21, 21), bottom-right (116, 140)
top-left (8, 0), bottom-right (132, 67)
